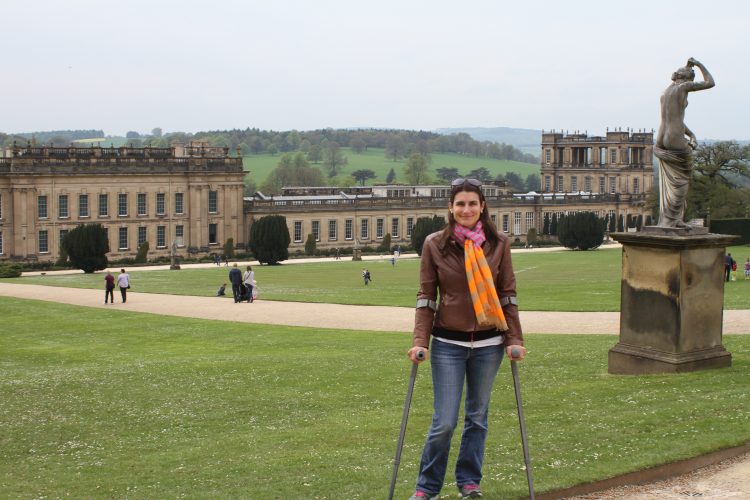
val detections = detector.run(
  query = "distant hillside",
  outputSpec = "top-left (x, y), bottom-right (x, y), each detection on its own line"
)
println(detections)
top-left (436, 127), bottom-right (542, 156)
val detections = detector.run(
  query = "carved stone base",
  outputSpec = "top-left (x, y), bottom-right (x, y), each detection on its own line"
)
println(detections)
top-left (608, 343), bottom-right (732, 374)
top-left (608, 231), bottom-right (737, 375)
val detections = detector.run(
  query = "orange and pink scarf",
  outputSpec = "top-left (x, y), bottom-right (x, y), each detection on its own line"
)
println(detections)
top-left (453, 221), bottom-right (508, 331)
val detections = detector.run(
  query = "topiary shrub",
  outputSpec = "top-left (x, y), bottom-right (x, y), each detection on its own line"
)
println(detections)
top-left (0, 263), bottom-right (23, 278)
top-left (61, 223), bottom-right (109, 273)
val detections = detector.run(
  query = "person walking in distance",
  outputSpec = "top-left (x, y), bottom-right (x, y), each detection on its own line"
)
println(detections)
top-left (117, 269), bottom-right (130, 303)
top-left (407, 178), bottom-right (526, 499)
top-left (229, 263), bottom-right (243, 303)
top-left (104, 270), bottom-right (115, 304)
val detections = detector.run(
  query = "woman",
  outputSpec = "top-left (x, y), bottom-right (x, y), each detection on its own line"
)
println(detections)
top-left (243, 265), bottom-right (255, 303)
top-left (117, 268), bottom-right (130, 303)
top-left (655, 57), bottom-right (714, 228)
top-left (408, 178), bottom-right (525, 499)
top-left (104, 270), bottom-right (115, 304)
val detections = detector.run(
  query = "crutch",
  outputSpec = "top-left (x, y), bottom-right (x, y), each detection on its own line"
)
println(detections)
top-left (388, 349), bottom-right (425, 500)
top-left (510, 346), bottom-right (535, 500)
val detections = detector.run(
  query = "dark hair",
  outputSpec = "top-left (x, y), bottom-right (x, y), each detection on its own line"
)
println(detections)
top-left (439, 180), bottom-right (500, 247)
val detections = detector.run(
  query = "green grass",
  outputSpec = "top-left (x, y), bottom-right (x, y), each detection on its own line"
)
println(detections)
top-left (242, 147), bottom-right (538, 187)
top-left (1, 297), bottom-right (748, 498)
top-left (6, 245), bottom-right (750, 311)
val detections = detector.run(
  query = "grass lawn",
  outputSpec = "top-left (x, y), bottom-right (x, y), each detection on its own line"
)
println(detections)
top-left (6, 245), bottom-right (750, 311)
top-left (242, 147), bottom-right (538, 187)
top-left (1, 297), bottom-right (748, 498)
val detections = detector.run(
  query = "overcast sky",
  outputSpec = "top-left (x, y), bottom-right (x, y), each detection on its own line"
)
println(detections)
top-left (3, 0), bottom-right (749, 139)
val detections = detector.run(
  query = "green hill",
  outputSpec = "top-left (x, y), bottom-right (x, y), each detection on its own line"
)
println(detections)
top-left (243, 147), bottom-right (539, 187)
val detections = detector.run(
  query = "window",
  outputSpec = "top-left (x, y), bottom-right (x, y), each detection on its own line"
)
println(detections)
top-left (610, 149), bottom-right (617, 164)
top-left (208, 191), bottom-right (218, 213)
top-left (58, 195), bottom-right (69, 218)
top-left (599, 177), bottom-right (606, 193)
top-left (599, 147), bottom-right (607, 165)
top-left (157, 226), bottom-right (166, 248)
top-left (38, 195), bottom-right (48, 219)
top-left (175, 193), bottom-right (184, 214)
top-left (513, 212), bottom-right (522, 236)
top-left (609, 178), bottom-right (617, 194)
top-left (38, 230), bottom-right (49, 253)
top-left (376, 218), bottom-right (384, 239)
top-left (633, 178), bottom-right (640, 194)
top-left (0, 231), bottom-right (3, 254)
top-left (137, 193), bottom-right (147, 216)
top-left (156, 193), bottom-right (165, 216)
top-left (391, 217), bottom-right (400, 238)
top-left (571, 176), bottom-right (578, 192)
top-left (118, 227), bottom-right (128, 250)
top-left (59, 229), bottom-right (68, 248)
top-left (208, 223), bottom-right (218, 244)
top-left (345, 219), bottom-right (353, 240)
top-left (118, 193), bottom-right (128, 216)
top-left (328, 219), bottom-right (337, 241)
top-left (502, 214), bottom-right (509, 233)
top-left (490, 214), bottom-right (497, 226)
top-left (361, 218), bottom-right (369, 240)
top-left (557, 176), bottom-right (564, 192)
top-left (0, 194), bottom-right (2, 219)
top-left (545, 149), bottom-right (551, 164)
top-left (138, 226), bottom-right (147, 247)
top-left (584, 176), bottom-right (592, 192)
top-left (294, 221), bottom-right (303, 243)
top-left (97, 194), bottom-right (107, 217)
top-left (406, 217), bottom-right (414, 238)
top-left (175, 225), bottom-right (184, 245)
top-left (79, 194), bottom-right (91, 218)
top-left (312, 220), bottom-right (320, 242)
top-left (525, 212), bottom-right (535, 233)
top-left (544, 176), bottom-right (551, 192)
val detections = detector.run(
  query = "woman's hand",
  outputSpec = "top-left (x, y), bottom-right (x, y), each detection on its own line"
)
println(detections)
top-left (408, 346), bottom-right (429, 364)
top-left (506, 345), bottom-right (527, 361)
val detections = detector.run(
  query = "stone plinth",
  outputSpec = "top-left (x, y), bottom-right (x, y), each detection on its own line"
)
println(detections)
top-left (608, 229), bottom-right (737, 374)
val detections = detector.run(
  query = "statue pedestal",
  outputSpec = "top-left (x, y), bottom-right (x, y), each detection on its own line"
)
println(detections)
top-left (351, 248), bottom-right (362, 261)
top-left (608, 229), bottom-right (736, 374)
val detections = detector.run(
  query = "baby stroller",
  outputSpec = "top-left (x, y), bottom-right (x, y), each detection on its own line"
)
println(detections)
top-left (238, 283), bottom-right (254, 303)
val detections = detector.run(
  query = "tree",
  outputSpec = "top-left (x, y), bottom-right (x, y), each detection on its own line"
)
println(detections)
top-left (61, 223), bottom-right (109, 273)
top-left (262, 152), bottom-right (325, 194)
top-left (266, 143), bottom-right (279, 156)
top-left (466, 167), bottom-right (493, 182)
top-left (350, 134), bottom-right (367, 153)
top-left (351, 169), bottom-right (376, 186)
top-left (249, 215), bottom-right (290, 264)
top-left (378, 233), bottom-right (392, 253)
top-left (403, 153), bottom-right (430, 184)
top-left (411, 216), bottom-right (446, 255)
top-left (550, 213), bottom-right (558, 236)
top-left (617, 214), bottom-right (625, 232)
top-left (151, 127), bottom-right (162, 137)
top-left (134, 241), bottom-right (149, 264)
top-left (386, 167), bottom-right (397, 183)
top-left (525, 174), bottom-right (541, 192)
top-left (542, 213), bottom-right (550, 236)
top-left (505, 171), bottom-right (525, 191)
top-left (686, 141), bottom-right (750, 220)
top-left (223, 238), bottom-right (235, 259)
top-left (307, 144), bottom-right (322, 163)
top-left (526, 228), bottom-right (538, 246)
top-left (385, 135), bottom-right (406, 161)
top-left (323, 141), bottom-right (348, 177)
top-left (304, 233), bottom-right (316, 256)
top-left (436, 167), bottom-right (459, 183)
top-left (126, 131), bottom-right (140, 139)
top-left (557, 212), bottom-right (604, 250)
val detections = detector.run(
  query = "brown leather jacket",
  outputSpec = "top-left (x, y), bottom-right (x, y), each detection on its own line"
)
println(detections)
top-left (412, 230), bottom-right (523, 349)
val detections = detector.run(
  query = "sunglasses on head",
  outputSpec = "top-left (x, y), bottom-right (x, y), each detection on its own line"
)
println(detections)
top-left (451, 178), bottom-right (482, 188)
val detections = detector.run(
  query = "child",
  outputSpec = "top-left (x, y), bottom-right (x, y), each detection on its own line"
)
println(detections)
top-left (216, 283), bottom-right (227, 296)
top-left (745, 258), bottom-right (750, 280)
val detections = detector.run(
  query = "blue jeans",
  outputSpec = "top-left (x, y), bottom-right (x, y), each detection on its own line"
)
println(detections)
top-left (415, 338), bottom-right (504, 496)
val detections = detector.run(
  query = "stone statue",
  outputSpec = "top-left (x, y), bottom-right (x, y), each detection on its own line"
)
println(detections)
top-left (655, 58), bottom-right (714, 228)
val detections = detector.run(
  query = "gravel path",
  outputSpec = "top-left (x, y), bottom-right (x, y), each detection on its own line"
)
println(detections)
top-left (1, 277), bottom-right (748, 498)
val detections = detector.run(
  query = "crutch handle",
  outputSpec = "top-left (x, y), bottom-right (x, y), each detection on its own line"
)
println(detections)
top-left (511, 347), bottom-right (521, 358)
top-left (416, 350), bottom-right (425, 360)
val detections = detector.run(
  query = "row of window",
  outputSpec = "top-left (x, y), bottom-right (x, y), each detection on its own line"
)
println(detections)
top-left (291, 216), bottom-right (417, 243)
top-left (544, 147), bottom-right (646, 166)
top-left (543, 175), bottom-right (641, 194)
top-left (35, 191), bottom-right (217, 219)
top-left (32, 223), bottom-right (221, 254)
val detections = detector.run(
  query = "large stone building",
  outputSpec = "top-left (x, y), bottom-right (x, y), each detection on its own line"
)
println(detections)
top-left (0, 141), bottom-right (246, 262)
top-left (0, 130), bottom-right (654, 262)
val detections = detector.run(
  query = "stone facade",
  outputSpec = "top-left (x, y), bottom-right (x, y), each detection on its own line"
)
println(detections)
top-left (0, 130), bottom-right (655, 262)
top-left (0, 142), bottom-right (245, 262)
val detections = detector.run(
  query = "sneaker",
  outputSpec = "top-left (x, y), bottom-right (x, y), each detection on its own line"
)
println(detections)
top-left (409, 491), bottom-right (438, 500)
top-left (458, 484), bottom-right (482, 498)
